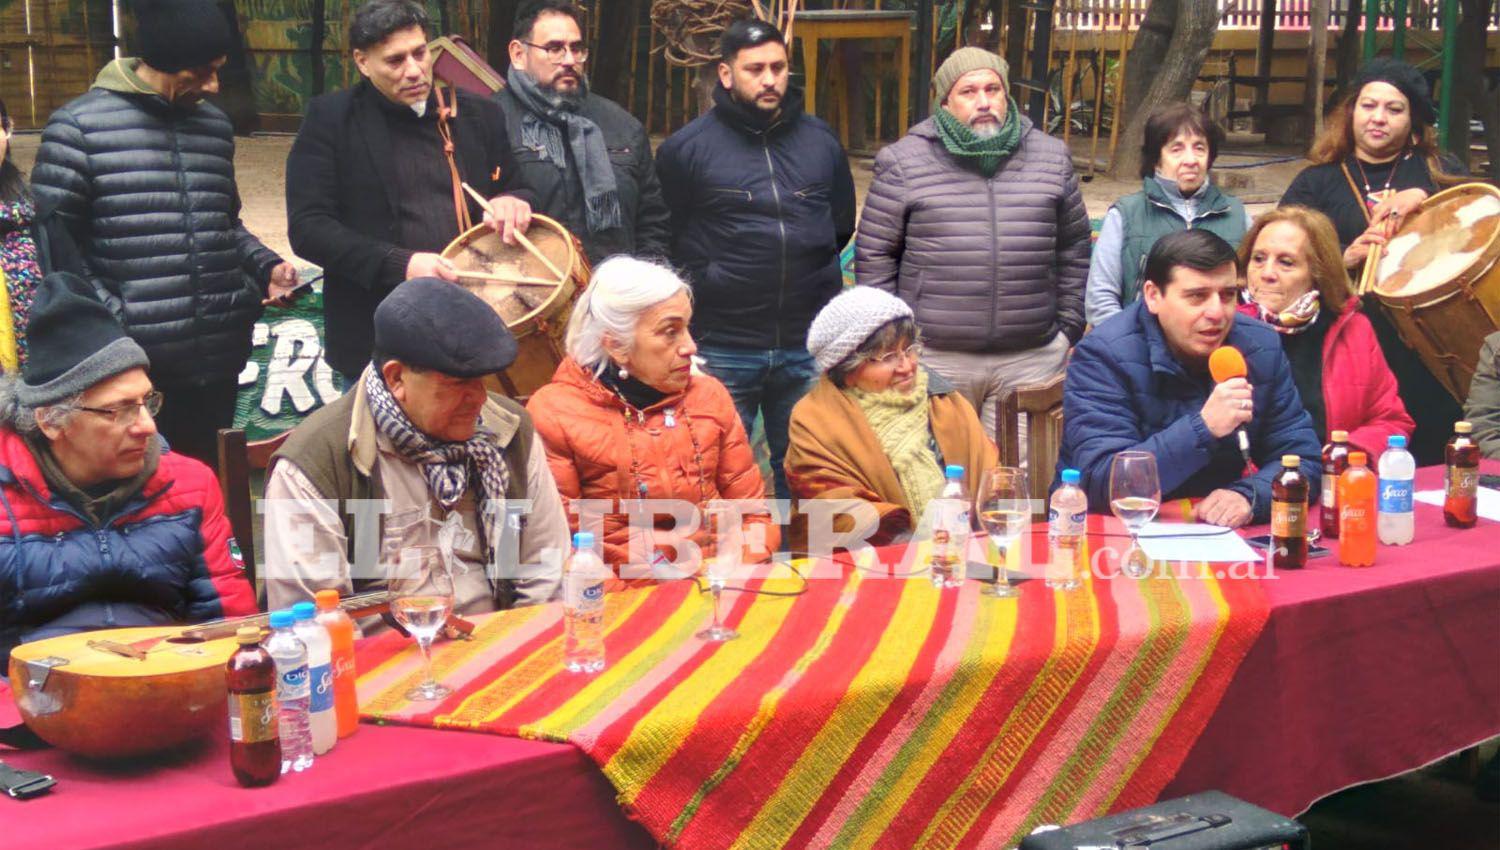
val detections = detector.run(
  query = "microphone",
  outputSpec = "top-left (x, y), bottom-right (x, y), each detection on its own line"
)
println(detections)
top-left (1208, 346), bottom-right (1251, 463)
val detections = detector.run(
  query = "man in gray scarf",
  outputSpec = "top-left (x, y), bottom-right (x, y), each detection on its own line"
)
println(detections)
top-left (497, 0), bottom-right (670, 265)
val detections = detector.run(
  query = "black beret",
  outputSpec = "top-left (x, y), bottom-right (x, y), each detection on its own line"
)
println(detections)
top-left (374, 278), bottom-right (518, 378)
top-left (1350, 58), bottom-right (1437, 128)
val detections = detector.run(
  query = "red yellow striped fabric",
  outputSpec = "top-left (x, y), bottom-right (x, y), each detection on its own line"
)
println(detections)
top-left (357, 555), bottom-right (1267, 849)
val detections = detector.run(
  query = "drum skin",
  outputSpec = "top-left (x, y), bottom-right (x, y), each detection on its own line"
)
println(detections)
top-left (442, 215), bottom-right (591, 399)
top-left (1371, 182), bottom-right (1500, 402)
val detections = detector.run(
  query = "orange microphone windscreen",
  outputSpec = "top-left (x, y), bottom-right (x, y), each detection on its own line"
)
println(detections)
top-left (1208, 346), bottom-right (1248, 383)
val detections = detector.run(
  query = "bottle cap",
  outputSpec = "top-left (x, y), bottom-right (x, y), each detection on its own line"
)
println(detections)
top-left (315, 588), bottom-right (340, 610)
top-left (291, 601), bottom-right (316, 621)
top-left (235, 626), bottom-right (261, 645)
top-left (269, 610), bottom-right (293, 629)
top-left (573, 531), bottom-right (595, 549)
top-left (945, 464), bottom-right (964, 479)
top-left (1349, 451), bottom-right (1368, 466)
top-left (1330, 430), bottom-right (1349, 442)
top-left (1060, 468), bottom-right (1080, 485)
top-left (1456, 421), bottom-right (1473, 434)
top-left (1281, 455), bottom-right (1300, 467)
top-left (1387, 435), bottom-right (1407, 448)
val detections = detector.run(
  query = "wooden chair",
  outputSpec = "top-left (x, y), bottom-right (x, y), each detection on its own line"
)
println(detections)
top-left (994, 374), bottom-right (1066, 504)
top-left (216, 428), bottom-right (292, 605)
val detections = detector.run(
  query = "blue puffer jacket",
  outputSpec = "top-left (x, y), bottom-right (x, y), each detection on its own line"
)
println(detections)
top-left (0, 429), bottom-right (256, 668)
top-left (656, 85), bottom-right (856, 350)
top-left (1057, 301), bottom-right (1323, 522)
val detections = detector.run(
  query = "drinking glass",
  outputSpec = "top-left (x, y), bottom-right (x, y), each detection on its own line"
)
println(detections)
top-left (389, 546), bottom-right (454, 701)
top-left (976, 467), bottom-right (1029, 598)
top-left (1109, 451), bottom-right (1161, 546)
top-left (695, 557), bottom-right (740, 642)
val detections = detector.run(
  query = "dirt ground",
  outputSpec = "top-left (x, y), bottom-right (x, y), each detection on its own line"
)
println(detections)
top-left (9, 129), bottom-right (1308, 265)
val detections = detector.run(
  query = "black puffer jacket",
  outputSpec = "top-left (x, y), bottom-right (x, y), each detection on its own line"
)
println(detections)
top-left (31, 59), bottom-right (281, 386)
top-left (656, 86), bottom-right (856, 350)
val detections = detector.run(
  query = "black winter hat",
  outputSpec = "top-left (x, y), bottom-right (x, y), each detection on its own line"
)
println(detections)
top-left (1350, 58), bottom-right (1437, 128)
top-left (373, 278), bottom-right (519, 378)
top-left (135, 0), bottom-right (235, 73)
top-left (20, 273), bottom-right (150, 407)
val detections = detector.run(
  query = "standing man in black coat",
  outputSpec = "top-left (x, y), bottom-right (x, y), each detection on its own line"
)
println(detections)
top-left (30, 0), bottom-right (298, 465)
top-left (286, 0), bottom-right (533, 383)
top-left (655, 20), bottom-right (856, 501)
top-left (497, 0), bottom-right (669, 265)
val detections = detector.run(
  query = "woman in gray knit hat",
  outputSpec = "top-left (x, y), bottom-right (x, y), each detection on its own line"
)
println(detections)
top-left (784, 287), bottom-right (997, 548)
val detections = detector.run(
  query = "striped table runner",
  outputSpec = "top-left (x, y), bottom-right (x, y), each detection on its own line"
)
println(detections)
top-left (358, 554), bottom-right (1268, 849)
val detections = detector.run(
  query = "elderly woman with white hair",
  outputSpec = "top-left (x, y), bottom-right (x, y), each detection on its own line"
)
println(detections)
top-left (527, 257), bottom-right (778, 582)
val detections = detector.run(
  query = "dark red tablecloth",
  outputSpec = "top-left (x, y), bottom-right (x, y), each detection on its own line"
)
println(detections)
top-left (4, 465), bottom-right (1497, 848)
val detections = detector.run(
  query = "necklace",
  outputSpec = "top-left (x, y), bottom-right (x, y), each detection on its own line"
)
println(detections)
top-left (1351, 150), bottom-right (1411, 208)
top-left (606, 385), bottom-right (714, 507)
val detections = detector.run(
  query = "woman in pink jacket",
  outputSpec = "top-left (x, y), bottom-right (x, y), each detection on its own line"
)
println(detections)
top-left (1238, 206), bottom-right (1413, 455)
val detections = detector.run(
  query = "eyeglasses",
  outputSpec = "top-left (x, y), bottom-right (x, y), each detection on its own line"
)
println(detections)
top-left (76, 391), bottom-right (163, 426)
top-left (521, 40), bottom-right (589, 63)
top-left (867, 343), bottom-right (923, 368)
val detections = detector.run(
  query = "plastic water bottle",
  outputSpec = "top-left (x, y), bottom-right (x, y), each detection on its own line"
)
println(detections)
top-left (1048, 469), bottom-right (1088, 590)
top-left (930, 465), bottom-right (971, 589)
top-left (563, 532), bottom-right (609, 674)
top-left (291, 602), bottom-right (336, 755)
top-left (1377, 434), bottom-right (1415, 545)
top-left (265, 610), bottom-right (314, 773)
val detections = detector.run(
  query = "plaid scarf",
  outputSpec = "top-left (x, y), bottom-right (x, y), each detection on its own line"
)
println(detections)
top-left (363, 368), bottom-right (512, 549)
top-left (0, 199), bottom-right (41, 366)
top-left (506, 66), bottom-right (621, 234)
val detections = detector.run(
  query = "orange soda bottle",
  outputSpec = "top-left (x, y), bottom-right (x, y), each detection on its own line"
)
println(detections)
top-left (1337, 452), bottom-right (1377, 567)
top-left (314, 589), bottom-right (360, 738)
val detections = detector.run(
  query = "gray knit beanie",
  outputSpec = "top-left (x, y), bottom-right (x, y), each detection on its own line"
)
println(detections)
top-left (806, 287), bottom-right (915, 374)
top-left (18, 273), bottom-right (150, 407)
top-left (932, 47), bottom-right (1010, 105)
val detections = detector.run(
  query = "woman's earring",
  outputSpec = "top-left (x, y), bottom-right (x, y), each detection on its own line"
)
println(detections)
top-left (618, 366), bottom-right (629, 380)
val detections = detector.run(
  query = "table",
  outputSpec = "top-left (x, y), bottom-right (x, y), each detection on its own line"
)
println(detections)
top-left (5, 465), bottom-right (1497, 848)
top-left (793, 10), bottom-right (913, 147)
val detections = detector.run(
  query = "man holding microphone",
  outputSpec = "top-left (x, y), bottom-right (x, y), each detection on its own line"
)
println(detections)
top-left (1057, 230), bottom-right (1321, 528)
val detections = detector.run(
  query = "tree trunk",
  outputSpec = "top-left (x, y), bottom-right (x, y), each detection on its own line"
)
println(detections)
top-left (1334, 0), bottom-right (1362, 97)
top-left (1451, 0), bottom-right (1499, 179)
top-left (1121, 0), bottom-right (1180, 125)
top-left (1109, 0), bottom-right (1220, 179)
top-left (487, 0), bottom-right (524, 73)
top-left (1304, 0), bottom-right (1330, 142)
top-left (591, 0), bottom-right (638, 106)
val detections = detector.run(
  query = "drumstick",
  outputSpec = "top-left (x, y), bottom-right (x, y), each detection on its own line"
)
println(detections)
top-left (459, 182), bottom-right (568, 281)
top-left (453, 269), bottom-right (563, 287)
top-left (1359, 242), bottom-right (1385, 296)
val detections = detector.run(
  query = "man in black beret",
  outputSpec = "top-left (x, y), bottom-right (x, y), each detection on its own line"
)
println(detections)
top-left (30, 0), bottom-right (299, 467)
top-left (264, 278), bottom-right (567, 621)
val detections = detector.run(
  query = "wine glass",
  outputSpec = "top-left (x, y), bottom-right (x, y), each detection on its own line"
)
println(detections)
top-left (1109, 451), bottom-right (1161, 544)
top-left (389, 545), bottom-right (454, 701)
top-left (976, 467), bottom-right (1029, 598)
top-left (696, 513), bottom-right (739, 642)
top-left (1110, 452), bottom-right (1161, 580)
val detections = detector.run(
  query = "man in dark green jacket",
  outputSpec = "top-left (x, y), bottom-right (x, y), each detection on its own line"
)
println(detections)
top-left (1465, 331), bottom-right (1500, 460)
top-left (497, 0), bottom-right (669, 265)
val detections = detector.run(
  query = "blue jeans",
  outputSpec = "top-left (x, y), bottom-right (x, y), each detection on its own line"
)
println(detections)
top-left (698, 345), bottom-right (818, 501)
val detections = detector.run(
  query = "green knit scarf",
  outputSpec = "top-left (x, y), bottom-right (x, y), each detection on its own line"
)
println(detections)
top-left (847, 370), bottom-right (945, 513)
top-left (933, 104), bottom-right (1021, 176)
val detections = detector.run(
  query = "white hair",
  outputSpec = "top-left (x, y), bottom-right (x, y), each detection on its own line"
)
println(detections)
top-left (0, 374), bottom-right (81, 435)
top-left (566, 256), bottom-right (692, 376)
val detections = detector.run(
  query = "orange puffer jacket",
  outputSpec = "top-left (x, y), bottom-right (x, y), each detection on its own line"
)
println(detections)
top-left (527, 357), bottom-right (779, 583)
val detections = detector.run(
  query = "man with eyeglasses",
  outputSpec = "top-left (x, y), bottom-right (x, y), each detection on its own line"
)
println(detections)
top-left (286, 0), bottom-right (533, 385)
top-left (496, 0), bottom-right (669, 265)
top-left (30, 0), bottom-right (297, 466)
top-left (0, 273), bottom-right (257, 669)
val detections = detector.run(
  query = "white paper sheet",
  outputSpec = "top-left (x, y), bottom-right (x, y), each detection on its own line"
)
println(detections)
top-left (1135, 521), bottom-right (1262, 563)
top-left (1414, 487), bottom-right (1500, 522)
